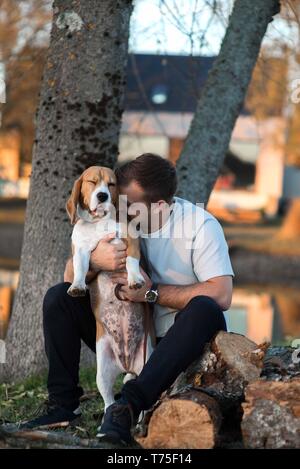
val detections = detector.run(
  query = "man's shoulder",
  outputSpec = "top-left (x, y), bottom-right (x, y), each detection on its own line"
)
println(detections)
top-left (173, 196), bottom-right (217, 225)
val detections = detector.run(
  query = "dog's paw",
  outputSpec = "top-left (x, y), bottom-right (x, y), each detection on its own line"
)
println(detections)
top-left (67, 285), bottom-right (87, 297)
top-left (128, 273), bottom-right (145, 290)
top-left (123, 372), bottom-right (137, 384)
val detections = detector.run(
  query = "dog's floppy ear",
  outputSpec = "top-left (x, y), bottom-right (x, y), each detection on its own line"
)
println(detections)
top-left (66, 175), bottom-right (82, 225)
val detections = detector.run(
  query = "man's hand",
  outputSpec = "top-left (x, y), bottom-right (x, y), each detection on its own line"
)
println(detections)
top-left (64, 232), bottom-right (128, 285)
top-left (109, 267), bottom-right (152, 302)
top-left (90, 232), bottom-right (127, 272)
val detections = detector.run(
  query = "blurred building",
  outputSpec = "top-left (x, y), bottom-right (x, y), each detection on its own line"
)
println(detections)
top-left (0, 53), bottom-right (298, 218)
top-left (0, 128), bottom-right (30, 198)
top-left (225, 286), bottom-right (300, 344)
top-left (0, 128), bottom-right (20, 181)
top-left (120, 54), bottom-right (294, 220)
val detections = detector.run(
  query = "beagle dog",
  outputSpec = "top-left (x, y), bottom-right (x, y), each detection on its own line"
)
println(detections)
top-left (66, 165), bottom-right (145, 297)
top-left (66, 166), bottom-right (154, 418)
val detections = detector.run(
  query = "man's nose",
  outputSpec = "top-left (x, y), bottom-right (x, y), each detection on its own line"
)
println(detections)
top-left (97, 192), bottom-right (108, 203)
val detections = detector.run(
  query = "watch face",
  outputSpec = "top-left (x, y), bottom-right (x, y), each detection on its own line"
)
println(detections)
top-left (146, 289), bottom-right (158, 302)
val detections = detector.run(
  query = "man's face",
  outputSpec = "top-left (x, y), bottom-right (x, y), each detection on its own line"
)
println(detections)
top-left (119, 180), bottom-right (147, 207)
top-left (119, 180), bottom-right (170, 234)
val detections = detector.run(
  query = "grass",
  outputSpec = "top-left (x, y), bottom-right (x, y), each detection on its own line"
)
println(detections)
top-left (0, 367), bottom-right (124, 438)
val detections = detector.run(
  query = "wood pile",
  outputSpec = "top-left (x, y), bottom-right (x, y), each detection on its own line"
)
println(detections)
top-left (134, 331), bottom-right (300, 449)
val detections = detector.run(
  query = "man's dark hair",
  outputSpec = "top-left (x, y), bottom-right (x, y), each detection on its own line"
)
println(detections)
top-left (115, 153), bottom-right (177, 204)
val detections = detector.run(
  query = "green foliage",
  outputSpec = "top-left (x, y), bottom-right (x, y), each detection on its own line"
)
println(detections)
top-left (0, 367), bottom-right (124, 438)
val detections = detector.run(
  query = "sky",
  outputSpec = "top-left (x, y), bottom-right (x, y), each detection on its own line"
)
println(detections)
top-left (129, 0), bottom-right (229, 56)
top-left (129, 0), bottom-right (298, 57)
top-left (2, 0), bottom-right (298, 60)
top-left (0, 0), bottom-right (298, 85)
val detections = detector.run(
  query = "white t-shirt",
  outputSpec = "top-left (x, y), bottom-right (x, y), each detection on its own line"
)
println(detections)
top-left (140, 196), bottom-right (235, 338)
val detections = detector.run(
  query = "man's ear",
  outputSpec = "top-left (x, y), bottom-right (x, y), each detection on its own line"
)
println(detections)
top-left (66, 176), bottom-right (82, 225)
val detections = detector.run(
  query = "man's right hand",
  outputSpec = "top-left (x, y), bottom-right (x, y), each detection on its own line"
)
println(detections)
top-left (90, 232), bottom-right (127, 272)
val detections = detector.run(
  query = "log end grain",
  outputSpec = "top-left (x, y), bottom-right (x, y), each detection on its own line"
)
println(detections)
top-left (135, 390), bottom-right (222, 449)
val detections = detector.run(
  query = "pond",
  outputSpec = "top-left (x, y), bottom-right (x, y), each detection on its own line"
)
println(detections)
top-left (224, 283), bottom-right (300, 346)
top-left (0, 269), bottom-right (299, 347)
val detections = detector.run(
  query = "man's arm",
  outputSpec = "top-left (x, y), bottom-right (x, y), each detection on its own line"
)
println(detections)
top-left (156, 275), bottom-right (233, 311)
top-left (109, 270), bottom-right (233, 311)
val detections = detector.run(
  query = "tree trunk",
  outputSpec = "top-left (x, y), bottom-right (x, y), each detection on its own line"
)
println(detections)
top-left (242, 379), bottom-right (300, 448)
top-left (176, 0), bottom-right (280, 205)
top-left (0, 0), bottom-right (133, 381)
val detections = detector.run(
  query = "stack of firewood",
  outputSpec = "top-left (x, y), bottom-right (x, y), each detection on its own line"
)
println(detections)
top-left (134, 331), bottom-right (300, 449)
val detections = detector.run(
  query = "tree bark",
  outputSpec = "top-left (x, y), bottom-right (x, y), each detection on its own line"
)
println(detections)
top-left (262, 345), bottom-right (300, 381)
top-left (176, 0), bottom-right (280, 205)
top-left (0, 0), bottom-right (133, 381)
top-left (167, 331), bottom-right (267, 404)
top-left (242, 379), bottom-right (300, 448)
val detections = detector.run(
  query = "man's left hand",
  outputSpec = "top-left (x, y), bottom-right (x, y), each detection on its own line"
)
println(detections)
top-left (109, 267), bottom-right (152, 302)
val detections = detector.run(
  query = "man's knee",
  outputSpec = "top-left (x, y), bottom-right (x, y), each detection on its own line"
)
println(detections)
top-left (43, 282), bottom-right (71, 322)
top-left (188, 295), bottom-right (222, 311)
top-left (182, 295), bottom-right (226, 328)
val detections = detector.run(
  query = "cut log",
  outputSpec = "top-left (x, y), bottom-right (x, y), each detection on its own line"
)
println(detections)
top-left (135, 331), bottom-right (268, 449)
top-left (262, 345), bottom-right (300, 381)
top-left (168, 331), bottom-right (268, 404)
top-left (242, 378), bottom-right (300, 448)
top-left (136, 390), bottom-right (222, 449)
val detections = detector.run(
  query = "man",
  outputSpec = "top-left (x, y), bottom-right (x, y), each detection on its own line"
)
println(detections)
top-left (21, 153), bottom-right (234, 445)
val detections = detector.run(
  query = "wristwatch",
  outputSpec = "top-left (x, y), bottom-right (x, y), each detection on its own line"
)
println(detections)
top-left (145, 282), bottom-right (159, 303)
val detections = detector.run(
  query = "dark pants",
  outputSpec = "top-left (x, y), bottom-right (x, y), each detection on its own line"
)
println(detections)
top-left (43, 282), bottom-right (227, 412)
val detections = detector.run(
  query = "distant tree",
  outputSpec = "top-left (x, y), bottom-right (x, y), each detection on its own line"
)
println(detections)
top-left (0, 0), bottom-right (51, 163)
top-left (246, 51), bottom-right (288, 120)
top-left (2, 45), bottom-right (47, 163)
top-left (276, 1), bottom-right (300, 239)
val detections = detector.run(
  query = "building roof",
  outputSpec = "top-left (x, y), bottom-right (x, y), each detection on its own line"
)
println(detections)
top-left (124, 53), bottom-right (215, 113)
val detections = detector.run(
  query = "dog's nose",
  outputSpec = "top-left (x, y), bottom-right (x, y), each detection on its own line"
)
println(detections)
top-left (97, 192), bottom-right (108, 203)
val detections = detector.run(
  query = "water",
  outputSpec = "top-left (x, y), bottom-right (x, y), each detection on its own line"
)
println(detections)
top-left (0, 269), bottom-right (299, 346)
top-left (224, 284), bottom-right (300, 346)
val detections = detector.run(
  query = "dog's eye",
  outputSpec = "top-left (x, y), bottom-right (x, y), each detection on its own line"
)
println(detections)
top-left (108, 182), bottom-right (116, 187)
top-left (87, 180), bottom-right (96, 184)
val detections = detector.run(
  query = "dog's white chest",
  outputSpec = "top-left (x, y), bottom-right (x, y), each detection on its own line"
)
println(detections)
top-left (72, 218), bottom-right (121, 251)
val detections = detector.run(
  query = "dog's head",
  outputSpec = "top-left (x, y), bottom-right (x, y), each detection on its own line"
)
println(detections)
top-left (66, 166), bottom-right (118, 224)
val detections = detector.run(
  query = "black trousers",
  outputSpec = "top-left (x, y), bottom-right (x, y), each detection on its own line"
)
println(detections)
top-left (43, 282), bottom-right (227, 412)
